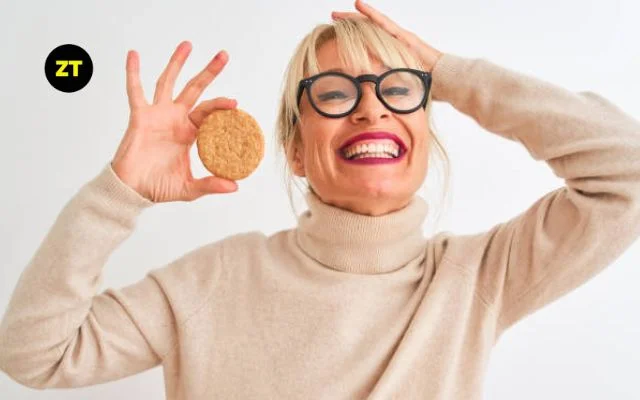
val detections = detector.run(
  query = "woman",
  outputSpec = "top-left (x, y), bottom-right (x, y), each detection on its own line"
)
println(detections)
top-left (1, 1), bottom-right (639, 398)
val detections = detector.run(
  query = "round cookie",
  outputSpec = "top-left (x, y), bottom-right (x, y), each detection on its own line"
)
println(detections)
top-left (196, 108), bottom-right (264, 180)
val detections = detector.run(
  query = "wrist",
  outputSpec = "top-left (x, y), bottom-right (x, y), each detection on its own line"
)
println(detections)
top-left (110, 160), bottom-right (149, 201)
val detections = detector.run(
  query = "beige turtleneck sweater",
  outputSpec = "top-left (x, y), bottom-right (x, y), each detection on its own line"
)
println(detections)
top-left (1, 53), bottom-right (639, 399)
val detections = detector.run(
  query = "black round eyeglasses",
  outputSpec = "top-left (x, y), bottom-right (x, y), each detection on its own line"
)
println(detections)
top-left (293, 68), bottom-right (432, 124)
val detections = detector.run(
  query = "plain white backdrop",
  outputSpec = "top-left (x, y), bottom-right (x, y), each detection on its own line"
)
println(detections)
top-left (1, 0), bottom-right (639, 398)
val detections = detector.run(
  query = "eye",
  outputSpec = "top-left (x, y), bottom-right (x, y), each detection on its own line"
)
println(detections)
top-left (382, 86), bottom-right (410, 96)
top-left (317, 90), bottom-right (350, 101)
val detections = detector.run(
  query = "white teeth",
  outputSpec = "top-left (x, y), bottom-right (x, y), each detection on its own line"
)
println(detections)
top-left (344, 143), bottom-right (400, 159)
top-left (353, 152), bottom-right (394, 160)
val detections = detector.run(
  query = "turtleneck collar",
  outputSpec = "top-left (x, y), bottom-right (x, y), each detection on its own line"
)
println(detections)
top-left (294, 190), bottom-right (429, 274)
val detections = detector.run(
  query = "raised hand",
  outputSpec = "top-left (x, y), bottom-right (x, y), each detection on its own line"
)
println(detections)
top-left (111, 41), bottom-right (239, 203)
top-left (332, 0), bottom-right (444, 73)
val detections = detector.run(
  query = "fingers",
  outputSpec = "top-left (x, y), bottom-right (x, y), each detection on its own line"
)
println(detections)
top-left (354, 0), bottom-right (404, 37)
top-left (188, 97), bottom-right (237, 128)
top-left (183, 176), bottom-right (238, 201)
top-left (153, 41), bottom-right (192, 104)
top-left (175, 50), bottom-right (230, 110)
top-left (331, 11), bottom-right (366, 20)
top-left (125, 50), bottom-right (148, 109)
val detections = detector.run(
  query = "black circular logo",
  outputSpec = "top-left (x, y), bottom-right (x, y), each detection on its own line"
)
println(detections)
top-left (45, 44), bottom-right (93, 93)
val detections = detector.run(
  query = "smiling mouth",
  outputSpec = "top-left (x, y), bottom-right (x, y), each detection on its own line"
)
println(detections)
top-left (338, 146), bottom-right (408, 163)
top-left (338, 131), bottom-right (408, 160)
top-left (341, 148), bottom-right (405, 160)
top-left (340, 141), bottom-right (407, 160)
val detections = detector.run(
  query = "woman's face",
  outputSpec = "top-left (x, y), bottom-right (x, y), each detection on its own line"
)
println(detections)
top-left (292, 39), bottom-right (430, 216)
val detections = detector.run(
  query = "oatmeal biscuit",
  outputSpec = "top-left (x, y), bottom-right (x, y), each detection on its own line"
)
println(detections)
top-left (196, 108), bottom-right (264, 180)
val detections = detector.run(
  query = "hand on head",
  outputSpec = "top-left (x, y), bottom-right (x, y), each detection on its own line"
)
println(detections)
top-left (331, 0), bottom-right (444, 73)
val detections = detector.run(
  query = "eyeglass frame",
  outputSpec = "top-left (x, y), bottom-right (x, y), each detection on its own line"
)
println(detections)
top-left (293, 68), bottom-right (432, 124)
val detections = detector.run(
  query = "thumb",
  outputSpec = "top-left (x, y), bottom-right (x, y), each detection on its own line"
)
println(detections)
top-left (183, 176), bottom-right (238, 201)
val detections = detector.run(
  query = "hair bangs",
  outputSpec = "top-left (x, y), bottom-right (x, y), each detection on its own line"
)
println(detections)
top-left (332, 18), bottom-right (424, 74)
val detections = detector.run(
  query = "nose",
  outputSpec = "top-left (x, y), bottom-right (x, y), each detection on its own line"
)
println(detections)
top-left (348, 82), bottom-right (390, 124)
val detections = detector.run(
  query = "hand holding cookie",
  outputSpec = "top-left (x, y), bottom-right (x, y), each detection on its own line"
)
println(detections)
top-left (111, 41), bottom-right (244, 203)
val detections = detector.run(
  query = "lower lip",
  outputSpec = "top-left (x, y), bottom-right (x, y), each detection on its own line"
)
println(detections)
top-left (338, 148), bottom-right (407, 164)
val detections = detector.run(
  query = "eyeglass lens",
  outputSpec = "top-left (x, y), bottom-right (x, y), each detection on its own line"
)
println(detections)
top-left (309, 71), bottom-right (425, 116)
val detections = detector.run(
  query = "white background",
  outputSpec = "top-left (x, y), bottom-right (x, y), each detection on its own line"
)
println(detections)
top-left (1, 0), bottom-right (639, 398)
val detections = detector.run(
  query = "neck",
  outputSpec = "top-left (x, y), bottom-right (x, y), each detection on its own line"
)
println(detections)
top-left (294, 190), bottom-right (429, 274)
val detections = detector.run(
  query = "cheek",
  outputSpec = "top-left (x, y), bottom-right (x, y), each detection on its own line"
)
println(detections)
top-left (402, 113), bottom-right (430, 149)
top-left (301, 117), bottom-right (342, 156)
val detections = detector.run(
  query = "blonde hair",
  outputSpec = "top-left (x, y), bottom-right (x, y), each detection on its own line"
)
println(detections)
top-left (274, 17), bottom-right (451, 228)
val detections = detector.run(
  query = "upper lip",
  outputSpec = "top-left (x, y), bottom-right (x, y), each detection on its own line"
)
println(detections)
top-left (339, 131), bottom-right (408, 153)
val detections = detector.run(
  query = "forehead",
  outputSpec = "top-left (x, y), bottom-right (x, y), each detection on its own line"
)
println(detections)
top-left (315, 40), bottom-right (389, 75)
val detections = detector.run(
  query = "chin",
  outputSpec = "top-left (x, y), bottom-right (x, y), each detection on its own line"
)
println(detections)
top-left (347, 184), bottom-right (407, 201)
top-left (361, 176), bottom-right (402, 191)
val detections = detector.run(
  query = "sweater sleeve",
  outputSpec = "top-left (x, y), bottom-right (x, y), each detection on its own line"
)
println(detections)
top-left (430, 54), bottom-right (640, 335)
top-left (0, 162), bottom-right (178, 388)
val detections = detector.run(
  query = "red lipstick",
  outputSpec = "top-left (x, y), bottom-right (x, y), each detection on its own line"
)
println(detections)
top-left (339, 131), bottom-right (408, 153)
